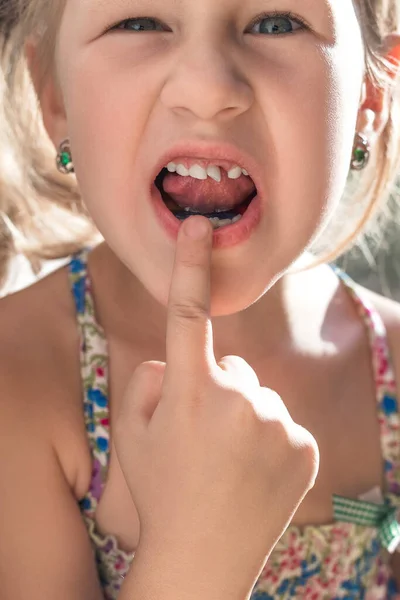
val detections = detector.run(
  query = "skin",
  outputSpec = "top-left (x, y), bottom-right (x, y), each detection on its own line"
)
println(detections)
top-left (9, 0), bottom-right (400, 592)
top-left (114, 218), bottom-right (318, 600)
top-left (45, 0), bottom-right (366, 322)
top-left (35, 0), bottom-right (397, 358)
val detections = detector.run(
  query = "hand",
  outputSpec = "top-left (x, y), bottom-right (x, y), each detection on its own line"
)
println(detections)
top-left (114, 216), bottom-right (319, 595)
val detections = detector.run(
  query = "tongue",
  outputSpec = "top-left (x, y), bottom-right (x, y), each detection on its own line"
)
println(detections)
top-left (162, 171), bottom-right (256, 211)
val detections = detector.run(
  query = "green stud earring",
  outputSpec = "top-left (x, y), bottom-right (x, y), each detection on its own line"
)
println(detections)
top-left (350, 132), bottom-right (370, 171)
top-left (56, 139), bottom-right (75, 174)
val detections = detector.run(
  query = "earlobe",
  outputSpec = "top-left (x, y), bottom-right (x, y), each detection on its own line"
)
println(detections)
top-left (357, 36), bottom-right (400, 140)
top-left (357, 81), bottom-right (387, 143)
top-left (24, 40), bottom-right (68, 147)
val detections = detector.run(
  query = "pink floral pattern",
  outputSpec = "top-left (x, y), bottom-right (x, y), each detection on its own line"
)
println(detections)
top-left (69, 253), bottom-right (400, 599)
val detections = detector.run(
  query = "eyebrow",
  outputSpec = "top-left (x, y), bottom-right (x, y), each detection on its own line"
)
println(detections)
top-left (79, 0), bottom-right (335, 29)
top-left (80, 0), bottom-right (333, 10)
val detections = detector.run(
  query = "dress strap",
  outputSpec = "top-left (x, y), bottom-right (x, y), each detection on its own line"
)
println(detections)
top-left (67, 248), bottom-right (110, 516)
top-left (332, 266), bottom-right (400, 496)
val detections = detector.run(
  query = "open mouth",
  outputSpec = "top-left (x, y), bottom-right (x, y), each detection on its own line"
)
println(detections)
top-left (154, 167), bottom-right (258, 230)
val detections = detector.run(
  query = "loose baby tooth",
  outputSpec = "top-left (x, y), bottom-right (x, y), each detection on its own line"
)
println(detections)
top-left (189, 165), bottom-right (208, 180)
top-left (228, 166), bottom-right (242, 180)
top-left (207, 165), bottom-right (222, 183)
top-left (176, 164), bottom-right (190, 176)
top-left (242, 169), bottom-right (249, 176)
top-left (167, 162), bottom-right (177, 173)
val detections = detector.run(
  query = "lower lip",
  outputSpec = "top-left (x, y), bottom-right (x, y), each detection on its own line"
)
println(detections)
top-left (150, 185), bottom-right (263, 249)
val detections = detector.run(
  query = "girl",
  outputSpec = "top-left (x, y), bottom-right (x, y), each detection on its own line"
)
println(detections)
top-left (0, 0), bottom-right (400, 598)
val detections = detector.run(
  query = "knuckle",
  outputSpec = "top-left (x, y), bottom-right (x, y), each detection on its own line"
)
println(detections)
top-left (291, 427), bottom-right (320, 486)
top-left (219, 355), bottom-right (252, 373)
top-left (171, 300), bottom-right (207, 323)
top-left (266, 416), bottom-right (292, 444)
top-left (247, 391), bottom-right (292, 439)
top-left (132, 361), bottom-right (165, 385)
top-left (304, 443), bottom-right (320, 487)
top-left (260, 387), bottom-right (285, 404)
top-left (250, 388), bottom-right (288, 425)
top-left (179, 254), bottom-right (205, 270)
top-left (258, 388), bottom-right (292, 421)
top-left (218, 356), bottom-right (260, 389)
top-left (220, 355), bottom-right (247, 367)
top-left (134, 361), bottom-right (156, 379)
top-left (274, 424), bottom-right (320, 491)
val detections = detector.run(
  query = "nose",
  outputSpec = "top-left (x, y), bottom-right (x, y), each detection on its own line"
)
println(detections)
top-left (160, 41), bottom-right (254, 122)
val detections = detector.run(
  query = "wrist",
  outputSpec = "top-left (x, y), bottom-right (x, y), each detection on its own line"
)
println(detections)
top-left (133, 536), bottom-right (264, 600)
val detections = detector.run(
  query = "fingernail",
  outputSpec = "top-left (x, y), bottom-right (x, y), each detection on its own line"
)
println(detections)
top-left (184, 217), bottom-right (210, 240)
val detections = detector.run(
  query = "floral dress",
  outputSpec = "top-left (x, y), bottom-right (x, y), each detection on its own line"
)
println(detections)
top-left (68, 249), bottom-right (400, 599)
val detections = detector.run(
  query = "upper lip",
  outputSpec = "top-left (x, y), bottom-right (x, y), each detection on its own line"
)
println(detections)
top-left (150, 140), bottom-right (263, 194)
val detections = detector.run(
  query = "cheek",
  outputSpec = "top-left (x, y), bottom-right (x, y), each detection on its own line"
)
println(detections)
top-left (56, 11), bottom-right (172, 203)
top-left (254, 40), bottom-right (363, 237)
top-left (59, 53), bottom-right (160, 198)
top-left (58, 50), bottom-right (180, 293)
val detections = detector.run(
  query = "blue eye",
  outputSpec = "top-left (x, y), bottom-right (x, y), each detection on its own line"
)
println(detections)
top-left (111, 12), bottom-right (307, 35)
top-left (250, 12), bottom-right (306, 35)
top-left (114, 18), bottom-right (165, 32)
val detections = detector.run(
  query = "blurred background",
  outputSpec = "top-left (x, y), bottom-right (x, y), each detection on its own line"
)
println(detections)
top-left (336, 191), bottom-right (400, 301)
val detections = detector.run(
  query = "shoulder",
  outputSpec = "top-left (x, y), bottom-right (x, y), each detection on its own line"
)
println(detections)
top-left (0, 262), bottom-right (78, 386)
top-left (355, 283), bottom-right (400, 386)
top-left (0, 263), bottom-right (91, 499)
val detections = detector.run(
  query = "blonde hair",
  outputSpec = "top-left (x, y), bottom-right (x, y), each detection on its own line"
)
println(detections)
top-left (0, 0), bottom-right (399, 283)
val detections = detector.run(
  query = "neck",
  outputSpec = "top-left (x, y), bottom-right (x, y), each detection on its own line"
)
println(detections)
top-left (87, 243), bottom-right (324, 363)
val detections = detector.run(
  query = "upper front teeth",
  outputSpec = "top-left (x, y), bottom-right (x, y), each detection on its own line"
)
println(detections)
top-left (166, 162), bottom-right (248, 181)
top-left (207, 165), bottom-right (222, 183)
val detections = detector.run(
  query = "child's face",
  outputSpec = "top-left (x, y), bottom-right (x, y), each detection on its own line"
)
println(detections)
top-left (50, 0), bottom-right (365, 315)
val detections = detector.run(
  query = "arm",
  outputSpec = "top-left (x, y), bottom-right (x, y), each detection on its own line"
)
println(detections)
top-left (0, 393), bottom-right (104, 600)
top-left (118, 547), bottom-right (255, 600)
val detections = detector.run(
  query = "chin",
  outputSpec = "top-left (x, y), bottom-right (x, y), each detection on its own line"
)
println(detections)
top-left (209, 286), bottom-right (271, 317)
top-left (151, 272), bottom-right (273, 319)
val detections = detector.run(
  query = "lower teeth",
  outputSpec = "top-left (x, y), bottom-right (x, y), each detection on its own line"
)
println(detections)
top-left (184, 206), bottom-right (227, 214)
top-left (174, 212), bottom-right (242, 229)
top-left (209, 215), bottom-right (242, 229)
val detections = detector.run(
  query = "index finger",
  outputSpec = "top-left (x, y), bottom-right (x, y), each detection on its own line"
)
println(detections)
top-left (165, 216), bottom-right (216, 383)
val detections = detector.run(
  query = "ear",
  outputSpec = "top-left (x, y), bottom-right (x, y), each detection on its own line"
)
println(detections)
top-left (25, 40), bottom-right (68, 148)
top-left (356, 33), bottom-right (400, 144)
